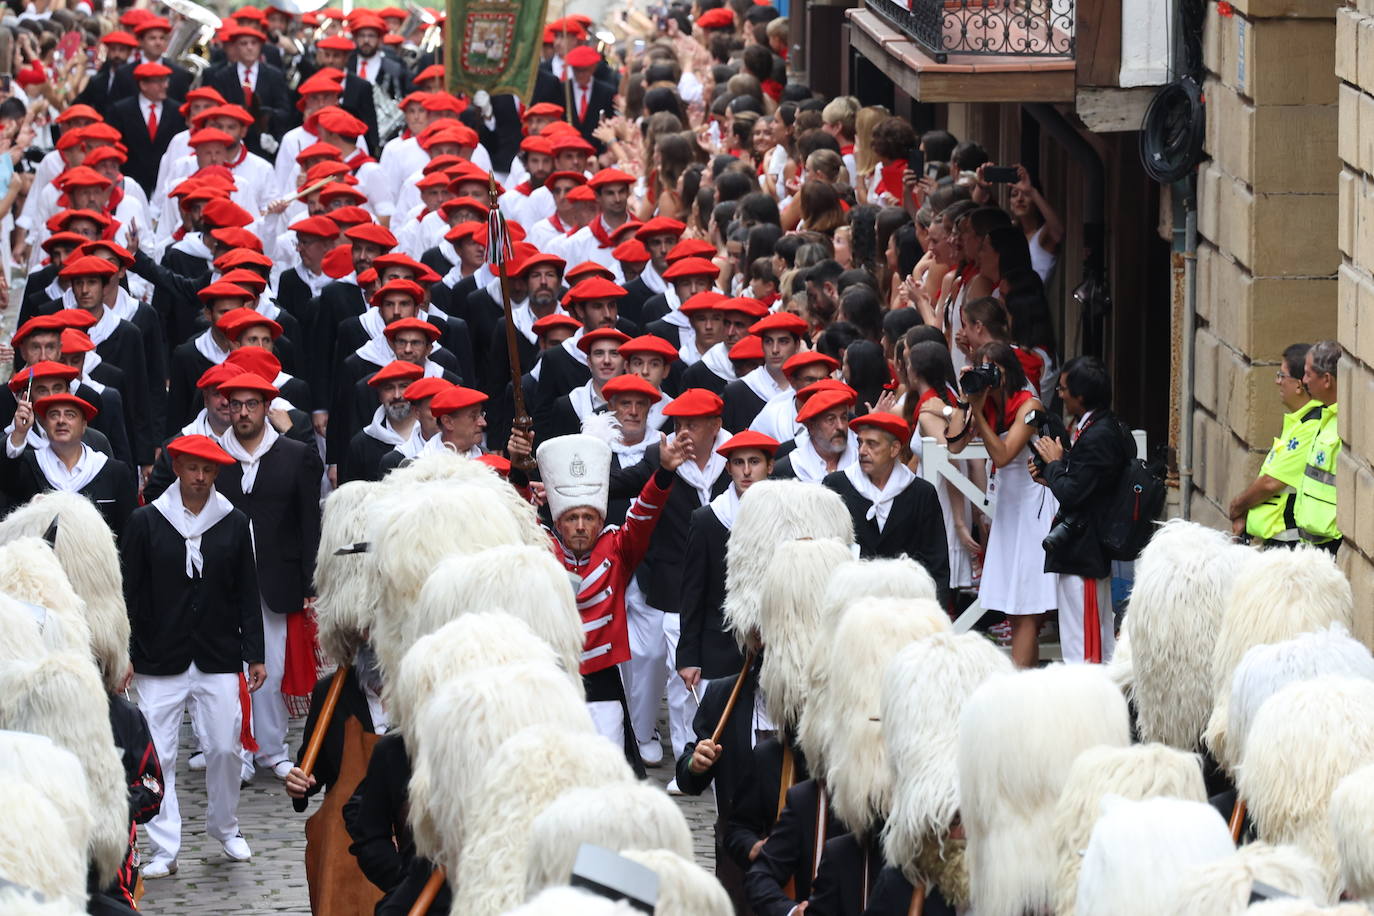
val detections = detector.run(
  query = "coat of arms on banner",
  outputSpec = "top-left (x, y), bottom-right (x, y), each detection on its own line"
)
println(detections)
top-left (447, 0), bottom-right (549, 99)
top-left (462, 12), bottom-right (516, 74)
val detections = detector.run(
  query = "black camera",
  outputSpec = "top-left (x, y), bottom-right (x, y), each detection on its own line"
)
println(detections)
top-left (1042, 515), bottom-right (1084, 555)
top-left (1024, 408), bottom-right (1069, 474)
top-left (960, 363), bottom-right (1001, 397)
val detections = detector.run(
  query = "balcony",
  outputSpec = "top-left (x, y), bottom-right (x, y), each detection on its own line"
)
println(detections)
top-left (867, 0), bottom-right (1074, 62)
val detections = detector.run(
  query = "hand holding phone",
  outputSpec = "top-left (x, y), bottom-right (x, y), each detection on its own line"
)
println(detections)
top-left (906, 145), bottom-right (924, 178)
top-left (982, 165), bottom-right (1018, 183)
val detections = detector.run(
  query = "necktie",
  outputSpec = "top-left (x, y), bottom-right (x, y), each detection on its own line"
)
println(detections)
top-left (242, 64), bottom-right (253, 109)
top-left (578, 86), bottom-right (588, 120)
top-left (359, 58), bottom-right (368, 80)
top-left (146, 102), bottom-right (158, 140)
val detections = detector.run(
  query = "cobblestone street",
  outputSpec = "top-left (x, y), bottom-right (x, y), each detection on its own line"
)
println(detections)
top-left (136, 712), bottom-right (718, 913)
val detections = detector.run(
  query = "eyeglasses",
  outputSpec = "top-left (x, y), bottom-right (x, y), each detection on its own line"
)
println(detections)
top-left (228, 398), bottom-right (263, 412)
top-left (1275, 371), bottom-right (1297, 382)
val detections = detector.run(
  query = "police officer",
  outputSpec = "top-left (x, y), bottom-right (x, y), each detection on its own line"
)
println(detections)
top-left (1294, 340), bottom-right (1342, 552)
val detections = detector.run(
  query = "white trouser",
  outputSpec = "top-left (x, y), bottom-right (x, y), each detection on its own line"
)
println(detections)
top-left (245, 601), bottom-right (290, 767)
top-left (1056, 574), bottom-right (1115, 664)
top-left (137, 664), bottom-right (243, 863)
top-left (587, 700), bottom-right (625, 752)
top-left (662, 612), bottom-right (699, 761)
top-left (620, 579), bottom-right (669, 746)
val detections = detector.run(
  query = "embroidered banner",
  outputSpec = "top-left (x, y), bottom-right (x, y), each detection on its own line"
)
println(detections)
top-left (446, 0), bottom-right (550, 99)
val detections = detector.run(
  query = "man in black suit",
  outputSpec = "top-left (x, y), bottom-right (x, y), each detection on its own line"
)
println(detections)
top-left (123, 433), bottom-right (264, 876)
top-left (721, 312), bottom-right (804, 433)
top-left (346, 15), bottom-right (409, 101)
top-left (108, 17), bottom-right (193, 103)
top-left (77, 30), bottom-right (137, 110)
top-left (204, 27), bottom-right (292, 158)
top-left (310, 35), bottom-right (381, 152)
top-left (106, 63), bottom-right (187, 196)
top-left (746, 777), bottom-right (849, 916)
top-left (824, 412), bottom-right (950, 606)
top-left (532, 277), bottom-right (635, 432)
top-left (609, 388), bottom-right (732, 771)
top-left (560, 45), bottom-right (618, 151)
top-left (215, 371), bottom-right (323, 782)
top-left (1030, 354), bottom-right (1131, 665)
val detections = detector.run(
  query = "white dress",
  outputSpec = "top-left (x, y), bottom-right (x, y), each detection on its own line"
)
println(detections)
top-left (978, 396), bottom-right (1059, 614)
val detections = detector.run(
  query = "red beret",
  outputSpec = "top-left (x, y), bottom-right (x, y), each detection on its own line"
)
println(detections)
top-left (285, 217), bottom-right (339, 243)
top-left (382, 316), bottom-right (441, 342)
top-left (204, 103), bottom-right (254, 125)
top-left (612, 239), bottom-right (650, 264)
top-left (134, 16), bottom-right (172, 33)
top-left (197, 281), bottom-right (255, 304)
top-left (576, 327), bottom-right (631, 353)
top-left (319, 183), bottom-right (367, 206)
top-left (729, 335), bottom-right (764, 361)
top-left (49, 209), bottom-right (112, 233)
top-left (565, 261), bottom-right (615, 284)
top-left (524, 102), bottom-right (565, 120)
top-left (49, 310), bottom-right (98, 331)
top-left (696, 8), bottom-right (735, 28)
top-left (76, 239), bottom-right (134, 268)
top-left (316, 106), bottom-right (368, 139)
top-left (224, 347), bottom-right (282, 381)
top-left (315, 35), bottom-right (356, 51)
top-left (201, 198), bottom-right (255, 229)
top-left (197, 363), bottom-right (238, 390)
top-left (430, 385), bottom-right (488, 416)
top-left (11, 315), bottom-right (63, 347)
top-left (167, 434), bottom-right (236, 465)
top-left (35, 393), bottom-right (97, 421)
top-left (39, 231), bottom-right (88, 254)
top-left (59, 166), bottom-right (112, 190)
top-left (133, 62), bottom-right (173, 80)
top-left (546, 169), bottom-right (589, 188)
top-left (795, 388), bottom-right (857, 423)
top-left (368, 361), bottom-right (425, 387)
top-left (849, 411), bottom-right (910, 443)
top-left (782, 351), bottom-right (840, 376)
top-left (371, 252), bottom-right (429, 277)
top-left (662, 257), bottom-right (720, 280)
top-left (209, 227), bottom-right (264, 251)
top-left (58, 255), bottom-right (118, 279)
top-left (667, 239), bottom-right (718, 262)
top-left (532, 314), bottom-right (582, 336)
top-left (214, 248), bottom-right (273, 272)
top-left (679, 291), bottom-right (730, 315)
top-left (619, 335), bottom-right (679, 363)
top-left (749, 311), bottom-right (809, 336)
top-left (636, 217), bottom-right (686, 239)
top-left (717, 430), bottom-right (781, 457)
top-left (372, 280), bottom-right (427, 309)
top-left (515, 251), bottom-right (566, 276)
top-left (60, 329), bottom-right (95, 355)
top-left (219, 371), bottom-right (280, 398)
top-left (188, 127), bottom-right (236, 148)
top-left (402, 377), bottom-right (453, 401)
top-left (55, 104), bottom-right (100, 124)
top-left (602, 374), bottom-right (661, 401)
top-left (520, 135), bottom-right (554, 155)
top-left (565, 45), bottom-right (602, 68)
top-left (568, 185), bottom-right (596, 203)
top-left (225, 25), bottom-right (268, 42)
top-left (587, 167), bottom-right (635, 190)
top-left (797, 378), bottom-right (858, 403)
top-left (9, 361), bottom-right (78, 394)
top-left (722, 297), bottom-right (771, 319)
top-left (549, 134), bottom-right (595, 155)
top-left (346, 223), bottom-right (398, 250)
top-left (219, 270), bottom-right (268, 294)
top-left (414, 64), bottom-right (446, 83)
top-left (477, 454), bottom-right (511, 477)
top-left (564, 276), bottom-right (626, 302)
top-left (101, 31), bottom-right (138, 47)
top-left (663, 388), bottom-right (724, 418)
top-left (216, 307), bottom-right (282, 341)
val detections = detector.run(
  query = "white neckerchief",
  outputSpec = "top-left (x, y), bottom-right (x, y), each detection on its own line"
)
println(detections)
top-left (35, 442), bottom-right (106, 492)
top-left (171, 232), bottom-right (213, 260)
top-left (362, 405), bottom-right (421, 450)
top-left (699, 341), bottom-right (737, 382)
top-left (110, 286), bottom-right (138, 322)
top-left (194, 329), bottom-right (230, 365)
top-left (843, 460), bottom-right (916, 532)
top-left (709, 481), bottom-right (742, 529)
top-left (420, 434), bottom-right (481, 458)
top-left (437, 239), bottom-right (460, 267)
top-left (180, 408), bottom-right (220, 437)
top-left (152, 483), bottom-right (235, 577)
top-left (72, 303), bottom-right (120, 347)
top-left (647, 392), bottom-right (671, 432)
top-left (677, 339), bottom-right (701, 366)
top-left (219, 424), bottom-right (280, 493)
top-left (568, 379), bottom-right (604, 420)
top-left (561, 329), bottom-right (589, 367)
top-left (443, 260), bottom-right (490, 290)
top-left (75, 350), bottom-right (106, 394)
top-left (513, 302), bottom-right (566, 345)
top-left (355, 333), bottom-right (395, 368)
top-left (789, 430), bottom-right (858, 483)
top-left (255, 295), bottom-right (281, 321)
top-left (676, 428), bottom-right (730, 505)
top-left (639, 261), bottom-right (666, 295)
top-left (45, 278), bottom-right (63, 300)
top-left (358, 306), bottom-right (388, 340)
top-left (750, 391), bottom-right (801, 441)
top-left (295, 263), bottom-right (330, 297)
top-left (740, 365), bottom-right (789, 404)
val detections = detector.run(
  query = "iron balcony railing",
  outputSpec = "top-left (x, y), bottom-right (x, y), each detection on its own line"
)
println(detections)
top-left (867, 0), bottom-right (1075, 63)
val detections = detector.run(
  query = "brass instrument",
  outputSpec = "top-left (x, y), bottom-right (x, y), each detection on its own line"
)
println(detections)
top-left (163, 0), bottom-right (222, 79)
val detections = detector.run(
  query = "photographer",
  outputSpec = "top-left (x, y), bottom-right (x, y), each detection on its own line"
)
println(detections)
top-left (1030, 355), bottom-right (1131, 664)
top-left (950, 341), bottom-right (1057, 668)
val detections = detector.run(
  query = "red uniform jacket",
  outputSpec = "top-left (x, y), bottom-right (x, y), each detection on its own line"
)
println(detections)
top-left (552, 473), bottom-right (672, 675)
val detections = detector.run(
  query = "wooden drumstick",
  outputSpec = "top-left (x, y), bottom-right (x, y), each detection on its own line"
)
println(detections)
top-left (710, 648), bottom-right (756, 745)
top-left (1229, 798), bottom-right (1246, 843)
top-left (298, 664), bottom-right (348, 777)
top-left (408, 867), bottom-right (446, 916)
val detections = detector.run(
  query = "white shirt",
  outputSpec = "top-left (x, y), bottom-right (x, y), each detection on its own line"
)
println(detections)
top-left (237, 61), bottom-right (258, 91)
top-left (354, 52), bottom-right (382, 84)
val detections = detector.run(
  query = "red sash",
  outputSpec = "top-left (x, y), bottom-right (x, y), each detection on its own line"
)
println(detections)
top-left (589, 216), bottom-right (616, 249)
top-left (876, 158), bottom-right (906, 201)
top-left (982, 387), bottom-right (1032, 433)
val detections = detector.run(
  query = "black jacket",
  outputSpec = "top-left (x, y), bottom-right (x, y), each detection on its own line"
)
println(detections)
top-left (541, 73), bottom-right (617, 151)
top-left (747, 778), bottom-right (849, 916)
top-left (216, 434), bottom-right (323, 615)
top-left (823, 471), bottom-right (951, 607)
top-left (678, 503), bottom-right (744, 678)
top-left (108, 58), bottom-right (193, 105)
top-left (305, 280), bottom-right (370, 411)
top-left (345, 53), bottom-right (409, 99)
top-left (674, 666), bottom-right (758, 806)
top-left (808, 832), bottom-right (885, 916)
top-left (122, 502), bottom-right (264, 675)
top-left (203, 61), bottom-right (293, 155)
top-left (681, 359), bottom-right (732, 396)
top-left (105, 96), bottom-right (186, 196)
top-left (721, 378), bottom-right (771, 435)
top-left (612, 442), bottom-right (731, 611)
top-left (5, 450), bottom-right (137, 541)
top-left (1040, 410), bottom-right (1131, 580)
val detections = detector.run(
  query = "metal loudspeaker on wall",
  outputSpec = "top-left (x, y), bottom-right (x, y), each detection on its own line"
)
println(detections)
top-left (1139, 76), bottom-right (1206, 184)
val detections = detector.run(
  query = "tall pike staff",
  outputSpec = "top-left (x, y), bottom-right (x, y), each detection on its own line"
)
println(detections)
top-left (489, 175), bottom-right (537, 470)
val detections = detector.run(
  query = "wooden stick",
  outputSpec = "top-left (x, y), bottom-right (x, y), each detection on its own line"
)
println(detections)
top-left (407, 867), bottom-right (445, 916)
top-left (1229, 798), bottom-right (1246, 844)
top-left (489, 176), bottom-right (536, 471)
top-left (710, 648), bottom-right (755, 745)
top-left (776, 742), bottom-right (794, 819)
top-left (906, 882), bottom-right (925, 916)
top-left (298, 665), bottom-right (348, 777)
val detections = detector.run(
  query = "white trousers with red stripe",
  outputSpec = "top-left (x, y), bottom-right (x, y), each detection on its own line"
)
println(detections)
top-left (1055, 574), bottom-right (1115, 664)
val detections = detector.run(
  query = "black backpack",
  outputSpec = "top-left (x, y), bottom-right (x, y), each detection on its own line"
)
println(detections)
top-left (1097, 422), bottom-right (1167, 561)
